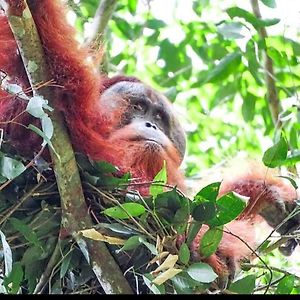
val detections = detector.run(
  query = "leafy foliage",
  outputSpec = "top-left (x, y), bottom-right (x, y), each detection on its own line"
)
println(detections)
top-left (89, 0), bottom-right (300, 175)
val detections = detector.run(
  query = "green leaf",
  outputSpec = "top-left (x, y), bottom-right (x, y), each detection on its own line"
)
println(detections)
top-left (0, 230), bottom-right (12, 276)
top-left (229, 274), bottom-right (256, 294)
top-left (208, 192), bottom-right (247, 227)
top-left (227, 7), bottom-right (258, 27)
top-left (205, 52), bottom-right (241, 83)
top-left (276, 275), bottom-right (295, 294)
top-left (117, 235), bottom-right (157, 255)
top-left (139, 237), bottom-right (158, 255)
top-left (217, 22), bottom-right (244, 39)
top-left (41, 115), bottom-right (54, 145)
top-left (26, 96), bottom-right (46, 118)
top-left (51, 280), bottom-right (63, 294)
top-left (284, 152), bottom-right (300, 166)
top-left (200, 226), bottom-right (223, 257)
top-left (150, 161), bottom-right (167, 198)
top-left (93, 160), bottom-right (117, 174)
top-left (267, 47), bottom-right (285, 67)
top-left (28, 124), bottom-right (56, 154)
top-left (179, 243), bottom-right (190, 265)
top-left (3, 262), bottom-right (23, 294)
top-left (289, 125), bottom-right (298, 149)
top-left (210, 82), bottom-right (237, 109)
top-left (33, 208), bottom-right (60, 238)
top-left (260, 0), bottom-right (276, 8)
top-left (262, 136), bottom-right (288, 168)
top-left (187, 262), bottom-right (218, 283)
top-left (242, 93), bottom-right (257, 122)
top-left (255, 240), bottom-right (270, 253)
top-left (186, 221), bottom-right (202, 245)
top-left (21, 245), bottom-right (46, 293)
top-left (26, 95), bottom-right (52, 118)
top-left (174, 205), bottom-right (190, 224)
top-left (103, 203), bottom-right (146, 219)
top-left (154, 188), bottom-right (189, 222)
top-left (128, 0), bottom-right (138, 14)
top-left (192, 202), bottom-right (216, 222)
top-left (146, 19), bottom-right (166, 29)
top-left (260, 18), bottom-right (280, 27)
top-left (291, 40), bottom-right (300, 56)
top-left (194, 182), bottom-right (221, 202)
top-left (291, 287), bottom-right (300, 294)
top-left (164, 86), bottom-right (177, 102)
top-left (227, 7), bottom-right (280, 29)
top-left (279, 108), bottom-right (294, 122)
top-left (96, 223), bottom-right (137, 236)
top-left (174, 202), bottom-right (190, 234)
top-left (60, 252), bottom-right (73, 279)
top-left (0, 174), bottom-right (6, 184)
top-left (113, 16), bottom-right (140, 40)
top-left (100, 171), bottom-right (131, 188)
top-left (0, 156), bottom-right (26, 180)
top-left (5, 83), bottom-right (24, 96)
top-left (192, 0), bottom-right (209, 16)
top-left (171, 272), bottom-right (208, 294)
top-left (9, 218), bottom-right (41, 248)
top-left (245, 40), bottom-right (263, 85)
top-left (158, 39), bottom-right (185, 75)
top-left (117, 235), bottom-right (141, 253)
top-left (277, 176), bottom-right (298, 190)
top-left (143, 273), bottom-right (165, 294)
top-left (145, 31), bottom-right (160, 46)
top-left (175, 222), bottom-right (188, 235)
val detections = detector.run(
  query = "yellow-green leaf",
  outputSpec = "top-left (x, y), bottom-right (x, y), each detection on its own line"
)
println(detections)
top-left (80, 228), bottom-right (125, 245)
top-left (152, 268), bottom-right (182, 285)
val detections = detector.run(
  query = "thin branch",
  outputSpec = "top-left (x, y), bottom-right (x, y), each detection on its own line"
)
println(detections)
top-left (33, 238), bottom-right (61, 294)
top-left (261, 236), bottom-right (290, 255)
top-left (241, 262), bottom-right (300, 279)
top-left (0, 145), bottom-right (45, 191)
top-left (257, 206), bottom-right (300, 253)
top-left (0, 181), bottom-right (44, 225)
top-left (84, 0), bottom-right (118, 73)
top-left (222, 228), bottom-right (272, 294)
top-left (84, 0), bottom-right (118, 48)
top-left (254, 275), bottom-right (286, 292)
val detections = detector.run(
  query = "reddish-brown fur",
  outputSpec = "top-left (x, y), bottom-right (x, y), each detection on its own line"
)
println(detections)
top-left (0, 0), bottom-right (298, 283)
top-left (0, 0), bottom-right (183, 189)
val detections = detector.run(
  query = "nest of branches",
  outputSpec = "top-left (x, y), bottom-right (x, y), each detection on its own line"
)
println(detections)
top-left (0, 144), bottom-right (256, 295)
top-left (2, 146), bottom-right (299, 295)
top-left (0, 150), bottom-right (194, 294)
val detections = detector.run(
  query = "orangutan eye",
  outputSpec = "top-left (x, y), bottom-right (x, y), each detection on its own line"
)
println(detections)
top-left (133, 103), bottom-right (144, 111)
top-left (153, 109), bottom-right (170, 129)
top-left (131, 100), bottom-right (148, 114)
top-left (154, 108), bottom-right (167, 122)
top-left (154, 112), bottom-right (162, 120)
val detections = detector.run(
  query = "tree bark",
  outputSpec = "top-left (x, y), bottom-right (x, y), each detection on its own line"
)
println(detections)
top-left (3, 0), bottom-right (133, 294)
top-left (250, 0), bottom-right (282, 127)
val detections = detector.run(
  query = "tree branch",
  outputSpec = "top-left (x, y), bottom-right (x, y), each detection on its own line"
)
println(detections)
top-left (241, 262), bottom-right (300, 279)
top-left (84, 0), bottom-right (118, 73)
top-left (250, 0), bottom-right (282, 127)
top-left (3, 0), bottom-right (132, 294)
top-left (84, 0), bottom-right (118, 48)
